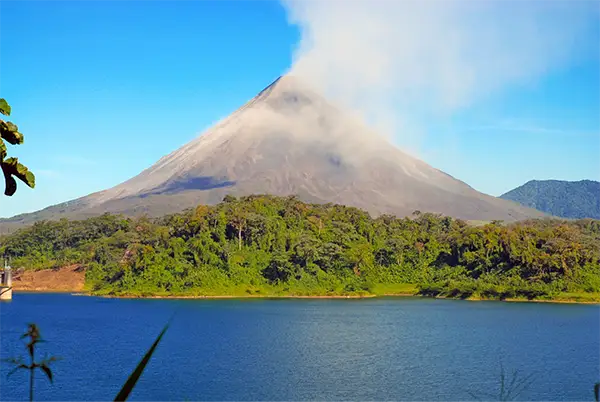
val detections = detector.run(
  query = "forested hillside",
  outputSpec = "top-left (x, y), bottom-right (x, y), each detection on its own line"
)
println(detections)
top-left (1, 195), bottom-right (599, 301)
top-left (501, 179), bottom-right (600, 219)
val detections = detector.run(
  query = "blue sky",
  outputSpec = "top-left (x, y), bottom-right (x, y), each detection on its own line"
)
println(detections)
top-left (0, 0), bottom-right (598, 218)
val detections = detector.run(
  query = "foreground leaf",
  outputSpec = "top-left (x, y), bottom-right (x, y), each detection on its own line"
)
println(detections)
top-left (2, 357), bottom-right (27, 377)
top-left (1, 157), bottom-right (35, 195)
top-left (2, 165), bottom-right (17, 196)
top-left (0, 121), bottom-right (23, 145)
top-left (40, 364), bottom-right (53, 383)
top-left (114, 323), bottom-right (169, 401)
top-left (7, 364), bottom-right (28, 378)
top-left (0, 98), bottom-right (10, 116)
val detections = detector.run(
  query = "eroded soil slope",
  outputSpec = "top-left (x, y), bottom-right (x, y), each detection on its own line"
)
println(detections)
top-left (12, 265), bottom-right (85, 292)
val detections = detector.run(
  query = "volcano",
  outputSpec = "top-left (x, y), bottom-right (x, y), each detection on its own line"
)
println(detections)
top-left (1, 75), bottom-right (544, 228)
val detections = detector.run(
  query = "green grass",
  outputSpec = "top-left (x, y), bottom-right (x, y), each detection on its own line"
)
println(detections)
top-left (468, 292), bottom-right (600, 303)
top-left (90, 283), bottom-right (600, 303)
top-left (92, 283), bottom-right (420, 299)
top-left (553, 292), bottom-right (600, 303)
top-left (371, 283), bottom-right (419, 296)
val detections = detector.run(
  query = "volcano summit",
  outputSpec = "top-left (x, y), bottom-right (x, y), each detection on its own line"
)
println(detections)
top-left (1, 75), bottom-right (543, 227)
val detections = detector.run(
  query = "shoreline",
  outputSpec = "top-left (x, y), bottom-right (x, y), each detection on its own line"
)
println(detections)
top-left (12, 289), bottom-right (600, 304)
top-left (101, 294), bottom-right (380, 299)
top-left (455, 296), bottom-right (600, 305)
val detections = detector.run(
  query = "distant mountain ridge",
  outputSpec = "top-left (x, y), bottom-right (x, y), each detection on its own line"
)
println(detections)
top-left (500, 179), bottom-right (600, 219)
top-left (0, 74), bottom-right (544, 230)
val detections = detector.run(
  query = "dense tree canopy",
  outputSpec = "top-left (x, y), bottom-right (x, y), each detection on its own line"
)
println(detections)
top-left (500, 179), bottom-right (600, 220)
top-left (1, 195), bottom-right (599, 300)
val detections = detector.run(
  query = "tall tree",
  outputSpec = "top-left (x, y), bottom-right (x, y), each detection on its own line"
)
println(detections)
top-left (226, 200), bottom-right (247, 251)
top-left (0, 98), bottom-right (35, 197)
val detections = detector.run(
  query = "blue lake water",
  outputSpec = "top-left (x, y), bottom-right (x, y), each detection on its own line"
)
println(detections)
top-left (0, 293), bottom-right (598, 401)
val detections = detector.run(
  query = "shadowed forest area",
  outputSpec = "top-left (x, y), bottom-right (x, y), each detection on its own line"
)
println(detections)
top-left (1, 195), bottom-right (599, 301)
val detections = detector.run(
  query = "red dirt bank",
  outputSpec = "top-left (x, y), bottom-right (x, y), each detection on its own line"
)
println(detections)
top-left (12, 265), bottom-right (85, 292)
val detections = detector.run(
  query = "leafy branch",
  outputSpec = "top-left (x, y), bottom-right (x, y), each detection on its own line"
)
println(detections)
top-left (0, 98), bottom-right (35, 196)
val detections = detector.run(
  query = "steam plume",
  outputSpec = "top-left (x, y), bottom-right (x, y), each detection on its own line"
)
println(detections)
top-left (281, 0), bottom-right (598, 154)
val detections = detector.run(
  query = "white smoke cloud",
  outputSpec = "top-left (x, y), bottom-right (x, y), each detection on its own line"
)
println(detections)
top-left (281, 0), bottom-right (599, 154)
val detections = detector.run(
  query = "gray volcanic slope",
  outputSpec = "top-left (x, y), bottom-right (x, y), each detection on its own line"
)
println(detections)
top-left (1, 75), bottom-right (545, 228)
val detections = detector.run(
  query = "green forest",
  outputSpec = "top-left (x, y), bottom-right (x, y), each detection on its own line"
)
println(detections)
top-left (1, 195), bottom-right (599, 301)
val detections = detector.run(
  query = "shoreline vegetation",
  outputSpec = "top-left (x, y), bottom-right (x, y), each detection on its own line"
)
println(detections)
top-left (95, 291), bottom-right (600, 304)
top-left (2, 195), bottom-right (600, 306)
top-left (10, 274), bottom-right (600, 304)
top-left (12, 289), bottom-right (600, 304)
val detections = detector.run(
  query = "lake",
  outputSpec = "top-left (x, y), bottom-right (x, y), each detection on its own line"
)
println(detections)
top-left (0, 294), bottom-right (598, 401)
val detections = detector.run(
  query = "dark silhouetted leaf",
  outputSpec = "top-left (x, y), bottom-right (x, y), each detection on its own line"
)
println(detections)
top-left (114, 323), bottom-right (169, 402)
top-left (7, 364), bottom-right (28, 378)
top-left (3, 167), bottom-right (16, 196)
top-left (40, 364), bottom-right (53, 383)
top-left (1, 157), bottom-right (35, 195)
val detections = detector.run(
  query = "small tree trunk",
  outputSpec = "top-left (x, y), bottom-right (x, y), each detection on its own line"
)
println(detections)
top-left (238, 226), bottom-right (242, 251)
top-left (29, 367), bottom-right (34, 402)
